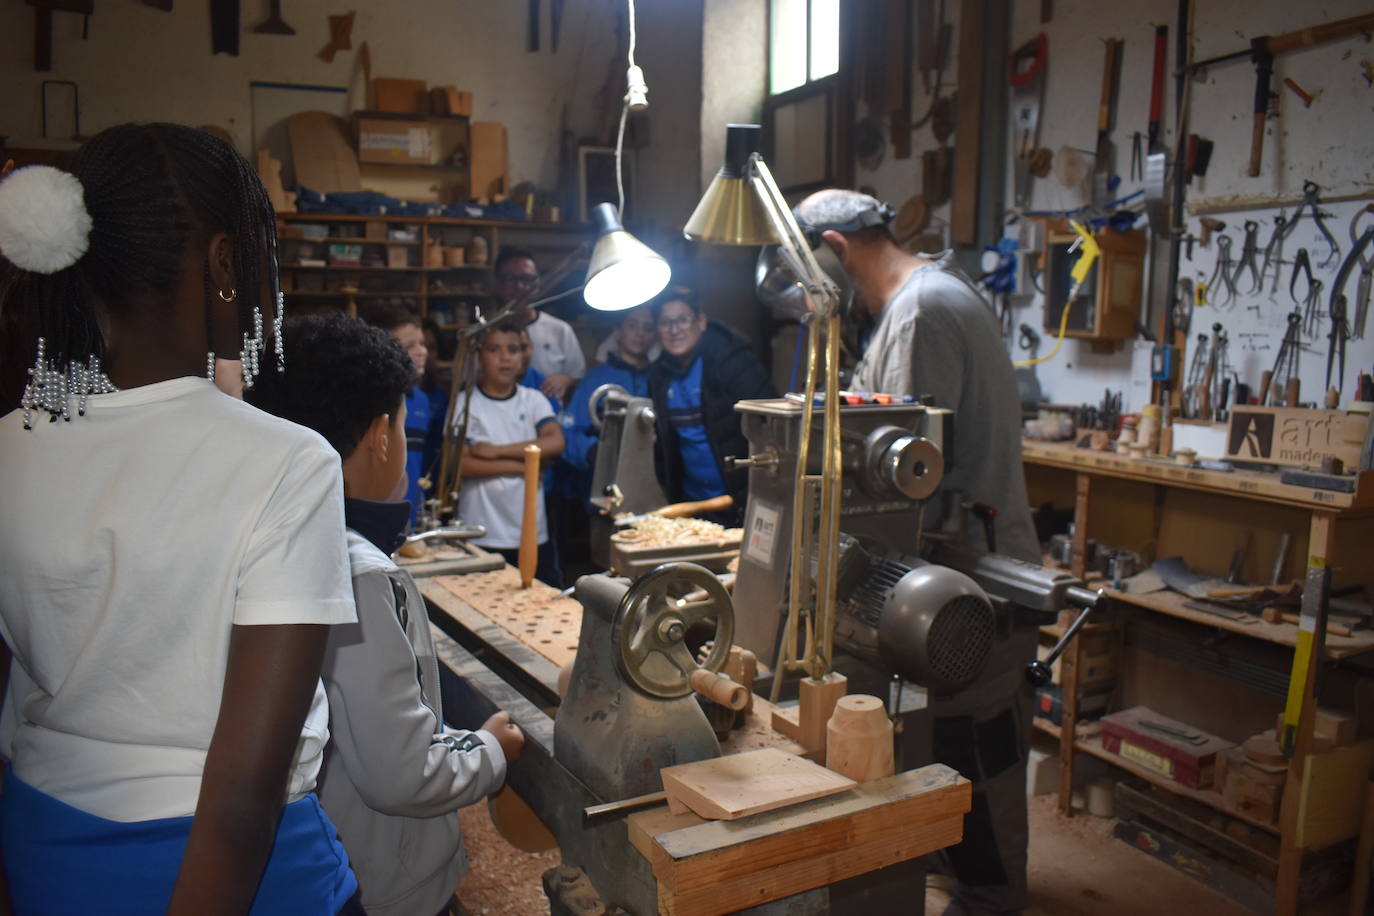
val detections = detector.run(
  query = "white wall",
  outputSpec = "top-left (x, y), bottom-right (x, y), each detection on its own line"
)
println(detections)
top-left (0, 0), bottom-right (622, 193)
top-left (855, 0), bottom-right (1374, 413)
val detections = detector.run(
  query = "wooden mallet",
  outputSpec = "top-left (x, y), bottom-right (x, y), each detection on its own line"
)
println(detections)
top-left (519, 444), bottom-right (541, 588)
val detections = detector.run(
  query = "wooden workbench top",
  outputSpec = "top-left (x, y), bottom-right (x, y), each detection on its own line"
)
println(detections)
top-left (630, 764), bottom-right (970, 916)
top-left (1021, 439), bottom-right (1373, 512)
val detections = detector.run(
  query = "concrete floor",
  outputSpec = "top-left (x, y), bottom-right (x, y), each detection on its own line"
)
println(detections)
top-left (454, 791), bottom-right (1350, 915)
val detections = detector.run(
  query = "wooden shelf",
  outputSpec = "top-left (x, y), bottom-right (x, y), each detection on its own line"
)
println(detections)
top-left (1021, 439), bottom-right (1373, 512)
top-left (286, 264), bottom-right (422, 272)
top-left (359, 160), bottom-right (467, 172)
top-left (282, 263), bottom-right (489, 275)
top-left (1032, 717), bottom-right (1062, 740)
top-left (1105, 587), bottom-right (1374, 659)
top-left (280, 235), bottom-right (420, 246)
top-left (280, 212), bottom-right (590, 233)
top-left (284, 291), bottom-right (420, 299)
top-left (1072, 733), bottom-right (1281, 836)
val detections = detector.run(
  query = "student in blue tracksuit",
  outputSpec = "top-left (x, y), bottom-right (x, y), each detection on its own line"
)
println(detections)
top-left (647, 287), bottom-right (776, 527)
top-left (558, 305), bottom-right (656, 507)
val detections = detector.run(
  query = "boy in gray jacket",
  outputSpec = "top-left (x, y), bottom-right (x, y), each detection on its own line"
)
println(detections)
top-left (248, 314), bottom-right (524, 916)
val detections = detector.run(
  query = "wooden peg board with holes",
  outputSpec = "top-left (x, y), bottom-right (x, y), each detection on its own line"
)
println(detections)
top-left (432, 568), bottom-right (582, 668)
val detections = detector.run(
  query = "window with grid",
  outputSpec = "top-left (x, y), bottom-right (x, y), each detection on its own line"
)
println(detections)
top-left (769, 0), bottom-right (840, 96)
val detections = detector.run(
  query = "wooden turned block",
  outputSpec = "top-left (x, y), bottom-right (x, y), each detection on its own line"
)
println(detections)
top-left (799, 672), bottom-right (848, 758)
top-left (826, 695), bottom-right (894, 782)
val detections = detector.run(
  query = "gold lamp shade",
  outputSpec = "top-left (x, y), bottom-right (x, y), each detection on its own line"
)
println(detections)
top-left (683, 124), bottom-right (780, 246)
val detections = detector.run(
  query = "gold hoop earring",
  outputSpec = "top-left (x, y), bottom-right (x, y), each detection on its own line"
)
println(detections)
top-left (218, 288), bottom-right (237, 303)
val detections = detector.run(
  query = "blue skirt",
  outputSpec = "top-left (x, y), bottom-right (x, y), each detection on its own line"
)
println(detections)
top-left (0, 769), bottom-right (358, 915)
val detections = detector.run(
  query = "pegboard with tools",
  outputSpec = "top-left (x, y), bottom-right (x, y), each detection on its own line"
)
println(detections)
top-left (1182, 195), bottom-right (1374, 412)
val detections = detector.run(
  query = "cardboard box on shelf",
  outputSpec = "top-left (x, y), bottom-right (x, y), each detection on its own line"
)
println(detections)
top-left (469, 121), bottom-right (508, 202)
top-left (364, 221), bottom-right (387, 242)
top-left (357, 118), bottom-right (433, 165)
top-left (431, 86), bottom-right (473, 117)
top-left (386, 246), bottom-right (409, 269)
top-left (373, 77), bottom-right (428, 114)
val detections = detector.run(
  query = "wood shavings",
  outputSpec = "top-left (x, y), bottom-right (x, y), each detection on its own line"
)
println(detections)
top-left (611, 515), bottom-right (738, 548)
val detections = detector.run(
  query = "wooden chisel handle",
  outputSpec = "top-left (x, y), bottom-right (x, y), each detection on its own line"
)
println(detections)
top-left (1285, 377), bottom-right (1300, 408)
top-left (1258, 370), bottom-right (1273, 406)
top-left (658, 494), bottom-right (734, 519)
top-left (1098, 39), bottom-right (1120, 134)
top-left (519, 444), bottom-right (540, 588)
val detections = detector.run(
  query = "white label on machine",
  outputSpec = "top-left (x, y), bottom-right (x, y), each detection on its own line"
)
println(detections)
top-left (744, 502), bottom-right (781, 568)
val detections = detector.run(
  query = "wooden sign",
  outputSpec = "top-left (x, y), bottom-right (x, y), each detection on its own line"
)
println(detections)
top-left (1225, 406), bottom-right (1368, 470)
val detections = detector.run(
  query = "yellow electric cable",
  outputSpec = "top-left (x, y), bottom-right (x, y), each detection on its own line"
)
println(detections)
top-left (1014, 295), bottom-right (1073, 367)
top-left (1013, 221), bottom-right (1099, 368)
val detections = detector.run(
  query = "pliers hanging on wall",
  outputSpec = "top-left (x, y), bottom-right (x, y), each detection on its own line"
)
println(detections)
top-left (1208, 234), bottom-right (1238, 309)
top-left (1293, 180), bottom-right (1341, 269)
top-left (1260, 212), bottom-right (1292, 295)
top-left (1345, 206), bottom-right (1374, 340)
top-left (1232, 220), bottom-right (1262, 295)
top-left (1291, 248), bottom-right (1324, 338)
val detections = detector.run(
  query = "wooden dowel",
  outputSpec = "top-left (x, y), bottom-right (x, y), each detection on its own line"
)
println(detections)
top-left (519, 444), bottom-right (540, 588)
top-left (689, 669), bottom-right (749, 711)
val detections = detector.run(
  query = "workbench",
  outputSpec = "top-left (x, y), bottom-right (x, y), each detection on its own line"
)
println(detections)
top-left (420, 570), bottom-right (971, 915)
top-left (1021, 438), bottom-right (1374, 914)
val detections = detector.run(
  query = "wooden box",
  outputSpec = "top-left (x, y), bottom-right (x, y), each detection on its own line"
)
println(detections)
top-left (1224, 405), bottom-right (1368, 470)
top-left (386, 246), bottom-right (409, 269)
top-left (357, 117), bottom-right (433, 165)
top-left (1100, 706), bottom-right (1234, 789)
top-left (431, 86), bottom-right (473, 117)
top-left (1041, 222), bottom-right (1147, 343)
top-left (469, 121), bottom-right (509, 202)
top-left (373, 77), bottom-right (427, 113)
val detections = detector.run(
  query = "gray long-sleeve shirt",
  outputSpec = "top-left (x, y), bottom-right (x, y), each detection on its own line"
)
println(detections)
top-left (317, 531), bottom-right (507, 916)
top-left (852, 251), bottom-right (1040, 563)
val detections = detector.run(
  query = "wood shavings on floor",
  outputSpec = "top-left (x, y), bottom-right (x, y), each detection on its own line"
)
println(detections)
top-left (456, 802), bottom-right (558, 915)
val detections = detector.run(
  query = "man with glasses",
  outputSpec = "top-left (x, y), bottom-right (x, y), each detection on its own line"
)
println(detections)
top-left (494, 248), bottom-right (585, 403)
top-left (646, 287), bottom-right (775, 526)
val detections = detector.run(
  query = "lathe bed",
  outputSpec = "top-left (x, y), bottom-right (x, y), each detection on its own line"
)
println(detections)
top-left (420, 567), bottom-right (971, 915)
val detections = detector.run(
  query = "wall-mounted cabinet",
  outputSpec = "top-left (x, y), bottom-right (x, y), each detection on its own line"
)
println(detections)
top-left (1041, 222), bottom-right (1147, 346)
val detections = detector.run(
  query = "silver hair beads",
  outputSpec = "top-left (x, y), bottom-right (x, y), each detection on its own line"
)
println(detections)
top-left (20, 337), bottom-right (119, 430)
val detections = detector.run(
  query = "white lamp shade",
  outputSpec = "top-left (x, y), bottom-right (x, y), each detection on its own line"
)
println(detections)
top-left (583, 204), bottom-right (671, 311)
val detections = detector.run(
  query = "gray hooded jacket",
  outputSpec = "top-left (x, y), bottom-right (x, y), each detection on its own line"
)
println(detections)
top-left (317, 531), bottom-right (506, 916)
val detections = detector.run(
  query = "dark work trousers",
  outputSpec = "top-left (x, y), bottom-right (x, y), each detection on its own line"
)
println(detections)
top-left (928, 624), bottom-right (1037, 916)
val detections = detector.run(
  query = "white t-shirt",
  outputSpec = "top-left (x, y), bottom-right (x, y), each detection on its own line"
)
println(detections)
top-left (0, 377), bottom-right (356, 822)
top-left (526, 312), bottom-right (586, 381)
top-left (454, 385), bottom-right (554, 549)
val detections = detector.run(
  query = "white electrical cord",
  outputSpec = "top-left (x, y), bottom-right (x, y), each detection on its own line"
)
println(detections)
top-left (616, 0), bottom-right (645, 218)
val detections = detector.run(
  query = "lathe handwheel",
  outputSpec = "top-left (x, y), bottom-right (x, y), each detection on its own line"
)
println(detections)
top-left (587, 383), bottom-right (628, 432)
top-left (611, 563), bottom-right (735, 699)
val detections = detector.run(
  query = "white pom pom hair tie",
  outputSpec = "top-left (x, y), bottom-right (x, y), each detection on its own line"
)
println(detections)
top-left (0, 165), bottom-right (94, 274)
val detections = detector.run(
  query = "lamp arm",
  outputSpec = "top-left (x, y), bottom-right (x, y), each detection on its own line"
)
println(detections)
top-left (747, 155), bottom-right (842, 316)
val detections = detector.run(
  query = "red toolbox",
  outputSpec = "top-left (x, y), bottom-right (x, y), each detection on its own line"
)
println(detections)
top-left (1100, 706), bottom-right (1234, 789)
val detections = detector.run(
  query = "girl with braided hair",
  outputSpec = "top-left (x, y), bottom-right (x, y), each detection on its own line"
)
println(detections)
top-left (0, 125), bottom-right (363, 914)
